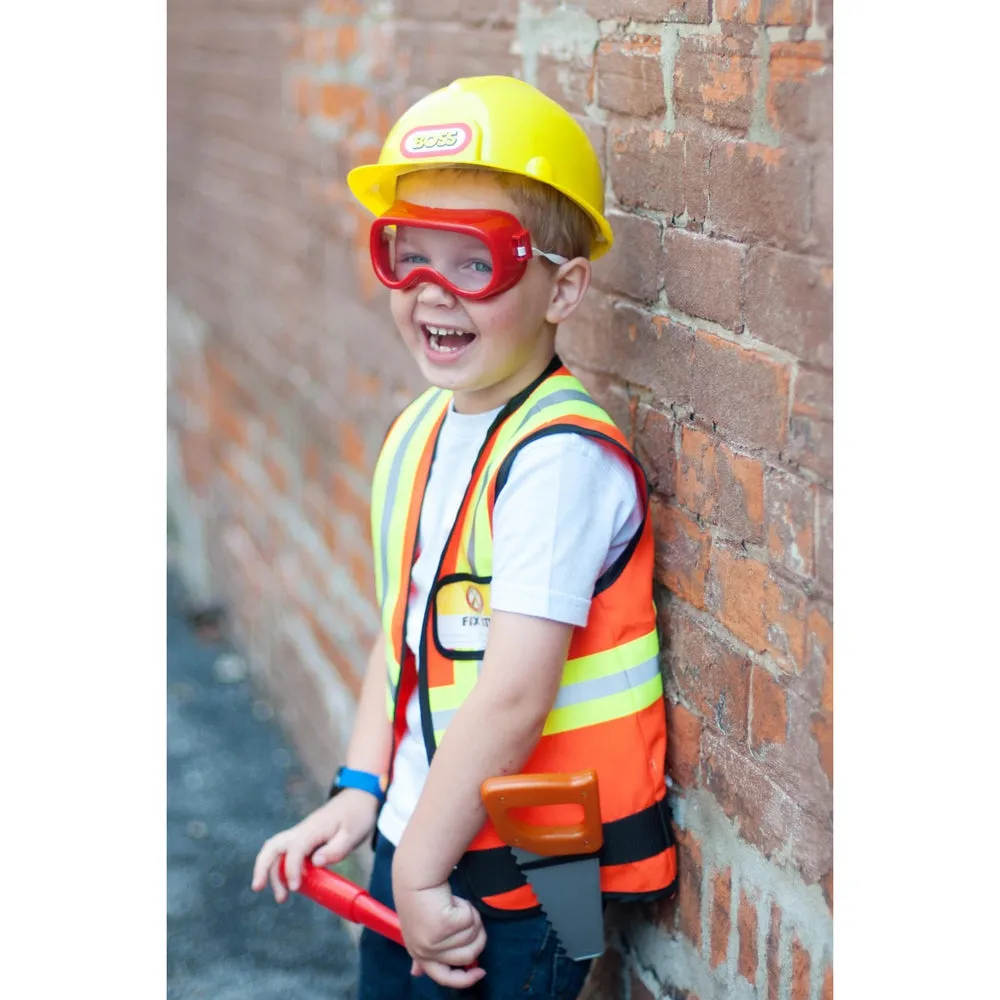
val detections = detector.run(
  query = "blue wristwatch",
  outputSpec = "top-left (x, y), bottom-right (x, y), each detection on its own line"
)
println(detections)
top-left (328, 765), bottom-right (386, 805)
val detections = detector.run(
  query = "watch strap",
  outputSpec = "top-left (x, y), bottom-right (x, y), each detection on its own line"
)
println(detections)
top-left (329, 766), bottom-right (386, 804)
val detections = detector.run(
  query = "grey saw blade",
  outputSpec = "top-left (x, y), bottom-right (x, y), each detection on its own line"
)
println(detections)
top-left (511, 848), bottom-right (604, 960)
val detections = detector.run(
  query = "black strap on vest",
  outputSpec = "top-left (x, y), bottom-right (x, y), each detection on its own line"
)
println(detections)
top-left (458, 795), bottom-right (675, 900)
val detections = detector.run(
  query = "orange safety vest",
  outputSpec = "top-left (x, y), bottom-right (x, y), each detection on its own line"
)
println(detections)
top-left (371, 357), bottom-right (677, 915)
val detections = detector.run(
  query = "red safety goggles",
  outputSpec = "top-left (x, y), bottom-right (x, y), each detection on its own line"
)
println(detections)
top-left (369, 201), bottom-right (569, 300)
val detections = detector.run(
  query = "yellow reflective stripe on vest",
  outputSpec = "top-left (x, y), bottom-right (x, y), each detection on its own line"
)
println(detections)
top-left (371, 386), bottom-right (448, 705)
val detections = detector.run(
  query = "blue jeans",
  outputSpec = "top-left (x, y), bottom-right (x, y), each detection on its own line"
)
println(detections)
top-left (357, 834), bottom-right (593, 1000)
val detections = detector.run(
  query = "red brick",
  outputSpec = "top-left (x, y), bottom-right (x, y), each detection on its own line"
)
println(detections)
top-left (816, 488), bottom-right (832, 593)
top-left (816, 0), bottom-right (834, 29)
top-left (555, 289), bottom-right (616, 374)
top-left (330, 470), bottom-right (370, 529)
top-left (750, 665), bottom-right (788, 749)
top-left (745, 247), bottom-right (833, 367)
top-left (587, 0), bottom-right (711, 21)
top-left (609, 305), bottom-right (696, 408)
top-left (804, 604), bottom-right (833, 712)
top-left (677, 425), bottom-right (765, 543)
top-left (592, 209), bottom-right (665, 302)
top-left (666, 699), bottom-right (702, 788)
top-left (675, 827), bottom-right (703, 947)
top-left (456, 0), bottom-right (519, 25)
top-left (208, 391), bottom-right (250, 451)
top-left (337, 420), bottom-right (368, 472)
top-left (319, 82), bottom-right (368, 128)
top-left (663, 229), bottom-right (744, 330)
top-left (765, 469), bottom-right (815, 578)
top-left (690, 332), bottom-right (790, 453)
top-left (790, 934), bottom-right (811, 1000)
top-left (767, 42), bottom-right (832, 143)
top-left (786, 411), bottom-right (833, 481)
top-left (635, 403), bottom-right (677, 498)
top-left (667, 610), bottom-right (750, 738)
top-left (262, 452), bottom-right (289, 494)
top-left (703, 732), bottom-right (792, 859)
top-left (766, 902), bottom-right (782, 1000)
top-left (179, 426), bottom-right (212, 496)
top-left (794, 367), bottom-right (833, 422)
top-left (717, 0), bottom-right (812, 25)
top-left (738, 887), bottom-right (759, 984)
top-left (811, 143), bottom-right (833, 256)
top-left (536, 53), bottom-right (594, 117)
top-left (709, 867), bottom-right (732, 967)
top-left (597, 35), bottom-right (665, 117)
top-left (708, 142), bottom-right (811, 251)
top-left (333, 24), bottom-right (359, 61)
top-left (707, 546), bottom-right (808, 670)
top-left (609, 121), bottom-right (710, 222)
top-left (674, 31), bottom-right (759, 133)
top-left (650, 498), bottom-right (712, 607)
top-left (811, 708), bottom-right (833, 785)
top-left (302, 609), bottom-right (364, 699)
top-left (820, 962), bottom-right (833, 1000)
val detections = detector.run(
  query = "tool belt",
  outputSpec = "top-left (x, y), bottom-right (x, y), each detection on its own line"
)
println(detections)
top-left (459, 796), bottom-right (676, 902)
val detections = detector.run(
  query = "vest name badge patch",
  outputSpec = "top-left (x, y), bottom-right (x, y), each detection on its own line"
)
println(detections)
top-left (435, 579), bottom-right (492, 653)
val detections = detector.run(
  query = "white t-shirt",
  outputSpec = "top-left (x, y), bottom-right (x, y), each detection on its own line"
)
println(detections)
top-left (377, 400), bottom-right (644, 845)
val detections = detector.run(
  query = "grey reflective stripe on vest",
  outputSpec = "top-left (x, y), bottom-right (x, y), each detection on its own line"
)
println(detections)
top-left (380, 389), bottom-right (444, 619)
top-left (517, 389), bottom-right (594, 429)
top-left (466, 472), bottom-right (490, 572)
top-left (430, 655), bottom-right (660, 734)
top-left (552, 655), bottom-right (660, 711)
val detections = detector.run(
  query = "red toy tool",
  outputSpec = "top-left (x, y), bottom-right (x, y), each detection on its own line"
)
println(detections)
top-left (278, 856), bottom-right (405, 948)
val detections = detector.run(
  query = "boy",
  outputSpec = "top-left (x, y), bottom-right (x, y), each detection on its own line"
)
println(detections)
top-left (252, 76), bottom-right (677, 999)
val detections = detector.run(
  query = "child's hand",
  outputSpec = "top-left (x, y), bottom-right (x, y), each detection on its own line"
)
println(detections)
top-left (250, 790), bottom-right (379, 902)
top-left (391, 879), bottom-right (487, 989)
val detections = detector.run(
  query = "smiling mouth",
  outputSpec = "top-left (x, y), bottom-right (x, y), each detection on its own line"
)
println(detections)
top-left (422, 324), bottom-right (477, 354)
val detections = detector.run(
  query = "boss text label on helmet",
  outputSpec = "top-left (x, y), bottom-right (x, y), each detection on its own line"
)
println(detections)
top-left (400, 123), bottom-right (472, 159)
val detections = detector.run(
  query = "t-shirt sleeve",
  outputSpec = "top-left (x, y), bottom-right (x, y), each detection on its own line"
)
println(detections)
top-left (489, 431), bottom-right (644, 628)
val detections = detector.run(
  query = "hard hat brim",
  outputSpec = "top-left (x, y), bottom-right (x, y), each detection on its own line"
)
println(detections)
top-left (346, 161), bottom-right (614, 260)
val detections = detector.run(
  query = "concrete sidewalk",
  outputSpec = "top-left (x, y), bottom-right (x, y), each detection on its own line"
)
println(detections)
top-left (167, 568), bottom-right (359, 999)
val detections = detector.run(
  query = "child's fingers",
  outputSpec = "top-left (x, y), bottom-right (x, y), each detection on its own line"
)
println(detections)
top-left (268, 862), bottom-right (289, 904)
top-left (414, 958), bottom-right (486, 990)
top-left (250, 837), bottom-right (283, 891)
top-left (428, 918), bottom-right (484, 953)
top-left (283, 845), bottom-right (308, 891)
top-left (430, 939), bottom-right (485, 971)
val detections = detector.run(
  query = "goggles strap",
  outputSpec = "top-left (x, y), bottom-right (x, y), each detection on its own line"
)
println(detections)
top-left (532, 247), bottom-right (569, 266)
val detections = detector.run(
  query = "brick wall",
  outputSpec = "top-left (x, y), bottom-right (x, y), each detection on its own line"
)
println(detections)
top-left (167, 2), bottom-right (833, 998)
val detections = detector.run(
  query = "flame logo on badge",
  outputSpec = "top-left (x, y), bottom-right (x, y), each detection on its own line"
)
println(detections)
top-left (465, 586), bottom-right (484, 614)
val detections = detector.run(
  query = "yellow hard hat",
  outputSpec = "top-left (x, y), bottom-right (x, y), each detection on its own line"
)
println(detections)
top-left (347, 75), bottom-right (613, 259)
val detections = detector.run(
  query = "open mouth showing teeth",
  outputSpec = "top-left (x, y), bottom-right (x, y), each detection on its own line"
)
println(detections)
top-left (423, 324), bottom-right (477, 353)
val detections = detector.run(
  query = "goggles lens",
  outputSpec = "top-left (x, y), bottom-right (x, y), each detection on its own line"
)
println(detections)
top-left (369, 201), bottom-right (567, 300)
top-left (379, 225), bottom-right (498, 295)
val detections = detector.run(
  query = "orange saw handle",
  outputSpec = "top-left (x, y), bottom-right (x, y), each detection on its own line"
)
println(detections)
top-left (480, 770), bottom-right (603, 856)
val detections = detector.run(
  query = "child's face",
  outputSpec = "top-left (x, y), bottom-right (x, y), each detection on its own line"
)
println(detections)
top-left (387, 171), bottom-right (585, 414)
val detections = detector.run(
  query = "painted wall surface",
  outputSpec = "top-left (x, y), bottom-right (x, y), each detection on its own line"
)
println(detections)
top-left (168, 3), bottom-right (833, 998)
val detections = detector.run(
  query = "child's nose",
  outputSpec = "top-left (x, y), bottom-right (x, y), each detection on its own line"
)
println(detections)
top-left (415, 280), bottom-right (458, 307)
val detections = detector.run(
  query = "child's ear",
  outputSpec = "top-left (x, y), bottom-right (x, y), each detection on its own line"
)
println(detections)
top-left (545, 257), bottom-right (592, 325)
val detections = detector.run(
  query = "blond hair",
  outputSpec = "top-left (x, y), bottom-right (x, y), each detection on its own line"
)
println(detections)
top-left (401, 166), bottom-right (598, 261)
